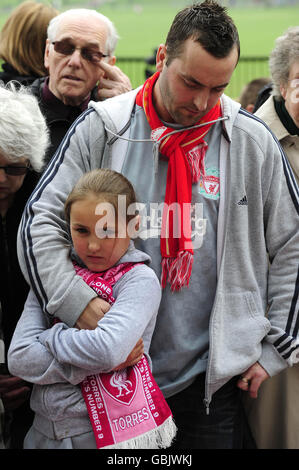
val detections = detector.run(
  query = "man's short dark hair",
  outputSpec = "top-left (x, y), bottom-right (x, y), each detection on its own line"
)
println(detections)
top-left (165, 0), bottom-right (240, 65)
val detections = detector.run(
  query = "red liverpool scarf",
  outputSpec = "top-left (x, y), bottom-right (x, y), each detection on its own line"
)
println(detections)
top-left (74, 262), bottom-right (176, 449)
top-left (136, 71), bottom-right (221, 291)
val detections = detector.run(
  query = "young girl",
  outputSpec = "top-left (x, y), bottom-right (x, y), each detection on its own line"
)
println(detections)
top-left (8, 169), bottom-right (176, 449)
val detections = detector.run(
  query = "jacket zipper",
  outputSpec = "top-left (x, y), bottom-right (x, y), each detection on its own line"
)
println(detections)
top-left (203, 130), bottom-right (231, 416)
top-left (204, 316), bottom-right (213, 416)
top-left (203, 398), bottom-right (210, 415)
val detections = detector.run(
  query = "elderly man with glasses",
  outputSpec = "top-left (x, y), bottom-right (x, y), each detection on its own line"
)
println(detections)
top-left (30, 8), bottom-right (131, 164)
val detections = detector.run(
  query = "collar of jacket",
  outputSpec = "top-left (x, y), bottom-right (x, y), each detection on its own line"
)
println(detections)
top-left (30, 76), bottom-right (98, 124)
top-left (255, 95), bottom-right (290, 141)
top-left (274, 97), bottom-right (299, 136)
top-left (91, 88), bottom-right (240, 147)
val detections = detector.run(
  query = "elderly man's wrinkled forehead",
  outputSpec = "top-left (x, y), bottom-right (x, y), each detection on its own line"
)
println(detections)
top-left (54, 14), bottom-right (109, 51)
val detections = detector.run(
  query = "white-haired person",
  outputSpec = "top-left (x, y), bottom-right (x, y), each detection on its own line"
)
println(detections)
top-left (30, 8), bottom-right (132, 164)
top-left (0, 83), bottom-right (49, 448)
top-left (244, 27), bottom-right (299, 449)
top-left (255, 26), bottom-right (299, 184)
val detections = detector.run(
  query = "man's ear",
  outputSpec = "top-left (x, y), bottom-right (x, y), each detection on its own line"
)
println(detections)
top-left (156, 44), bottom-right (167, 72)
top-left (108, 55), bottom-right (116, 66)
top-left (280, 82), bottom-right (287, 100)
top-left (127, 214), bottom-right (140, 239)
top-left (134, 214), bottom-right (140, 232)
top-left (246, 104), bottom-right (254, 113)
top-left (44, 39), bottom-right (51, 70)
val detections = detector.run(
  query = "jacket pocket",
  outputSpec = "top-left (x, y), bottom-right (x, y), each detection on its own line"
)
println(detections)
top-left (210, 291), bottom-right (271, 381)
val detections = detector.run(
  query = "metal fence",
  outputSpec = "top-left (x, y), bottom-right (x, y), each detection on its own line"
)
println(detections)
top-left (117, 56), bottom-right (270, 100)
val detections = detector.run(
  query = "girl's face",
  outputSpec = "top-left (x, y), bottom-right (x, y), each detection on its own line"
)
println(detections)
top-left (70, 195), bottom-right (131, 272)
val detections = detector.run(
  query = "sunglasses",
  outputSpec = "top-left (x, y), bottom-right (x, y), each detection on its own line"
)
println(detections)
top-left (0, 164), bottom-right (30, 176)
top-left (52, 40), bottom-right (108, 64)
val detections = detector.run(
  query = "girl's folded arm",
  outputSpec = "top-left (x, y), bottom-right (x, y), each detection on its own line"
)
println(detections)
top-left (38, 266), bottom-right (161, 372)
top-left (7, 290), bottom-right (99, 385)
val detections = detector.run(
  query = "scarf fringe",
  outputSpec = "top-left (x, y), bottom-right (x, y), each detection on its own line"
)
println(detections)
top-left (161, 251), bottom-right (194, 291)
top-left (102, 415), bottom-right (177, 449)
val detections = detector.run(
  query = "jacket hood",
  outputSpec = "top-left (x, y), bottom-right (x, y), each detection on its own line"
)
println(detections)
top-left (220, 94), bottom-right (241, 140)
top-left (118, 240), bottom-right (152, 265)
top-left (89, 89), bottom-right (241, 143)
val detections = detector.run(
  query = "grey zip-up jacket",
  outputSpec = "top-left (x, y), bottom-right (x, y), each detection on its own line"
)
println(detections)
top-left (8, 244), bottom-right (161, 440)
top-left (17, 89), bottom-right (299, 411)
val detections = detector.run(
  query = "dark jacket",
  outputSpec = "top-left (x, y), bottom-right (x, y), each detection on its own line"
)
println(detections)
top-left (0, 170), bottom-right (39, 355)
top-left (30, 77), bottom-right (97, 165)
top-left (0, 62), bottom-right (39, 86)
top-left (0, 170), bottom-right (39, 448)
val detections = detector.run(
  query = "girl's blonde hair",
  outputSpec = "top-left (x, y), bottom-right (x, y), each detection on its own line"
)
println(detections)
top-left (65, 169), bottom-right (137, 225)
top-left (0, 1), bottom-right (58, 76)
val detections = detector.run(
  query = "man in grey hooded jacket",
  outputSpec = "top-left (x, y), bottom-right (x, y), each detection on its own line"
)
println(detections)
top-left (16, 1), bottom-right (299, 449)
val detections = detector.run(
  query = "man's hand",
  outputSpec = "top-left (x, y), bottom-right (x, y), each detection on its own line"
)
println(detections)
top-left (237, 362), bottom-right (269, 398)
top-left (0, 374), bottom-right (31, 411)
top-left (97, 61), bottom-right (132, 100)
top-left (75, 297), bottom-right (111, 330)
top-left (113, 338), bottom-right (144, 371)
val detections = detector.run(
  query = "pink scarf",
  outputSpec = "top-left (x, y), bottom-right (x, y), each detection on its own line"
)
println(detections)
top-left (74, 262), bottom-right (177, 449)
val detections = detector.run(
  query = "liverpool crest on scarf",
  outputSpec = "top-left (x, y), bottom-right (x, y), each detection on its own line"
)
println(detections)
top-left (136, 72), bottom-right (222, 291)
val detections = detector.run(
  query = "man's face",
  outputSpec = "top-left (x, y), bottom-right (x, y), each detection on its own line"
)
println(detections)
top-left (154, 38), bottom-right (239, 126)
top-left (44, 15), bottom-right (113, 106)
top-left (280, 60), bottom-right (299, 128)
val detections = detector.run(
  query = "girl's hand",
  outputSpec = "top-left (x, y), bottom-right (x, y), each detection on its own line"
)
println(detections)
top-left (76, 297), bottom-right (111, 330)
top-left (113, 338), bottom-right (144, 371)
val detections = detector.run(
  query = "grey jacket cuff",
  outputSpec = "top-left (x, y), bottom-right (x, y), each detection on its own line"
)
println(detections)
top-left (55, 278), bottom-right (97, 327)
top-left (259, 341), bottom-right (288, 377)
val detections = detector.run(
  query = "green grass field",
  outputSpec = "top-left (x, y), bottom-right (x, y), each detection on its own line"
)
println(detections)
top-left (0, 1), bottom-right (297, 97)
top-left (0, 1), bottom-right (296, 58)
top-left (77, 2), bottom-right (298, 96)
top-left (95, 4), bottom-right (298, 59)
